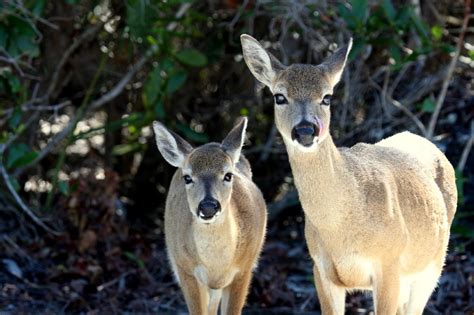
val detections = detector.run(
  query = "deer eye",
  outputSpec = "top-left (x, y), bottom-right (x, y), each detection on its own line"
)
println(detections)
top-left (223, 173), bottom-right (233, 182)
top-left (321, 95), bottom-right (331, 106)
top-left (183, 175), bottom-right (193, 185)
top-left (274, 94), bottom-right (288, 105)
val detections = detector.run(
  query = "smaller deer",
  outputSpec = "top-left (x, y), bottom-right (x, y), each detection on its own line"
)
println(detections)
top-left (153, 117), bottom-right (267, 315)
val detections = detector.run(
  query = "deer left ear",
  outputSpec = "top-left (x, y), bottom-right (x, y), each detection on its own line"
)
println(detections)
top-left (320, 38), bottom-right (352, 87)
top-left (221, 117), bottom-right (248, 164)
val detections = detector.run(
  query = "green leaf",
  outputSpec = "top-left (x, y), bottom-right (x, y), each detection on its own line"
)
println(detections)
top-left (468, 50), bottom-right (474, 60)
top-left (348, 38), bottom-right (366, 60)
top-left (350, 0), bottom-right (368, 24)
top-left (0, 25), bottom-right (8, 49)
top-left (30, 0), bottom-right (45, 15)
top-left (123, 251), bottom-right (145, 269)
top-left (420, 98), bottom-right (435, 113)
top-left (6, 143), bottom-right (38, 169)
top-left (112, 143), bottom-right (142, 155)
top-left (455, 169), bottom-right (465, 206)
top-left (388, 43), bottom-right (402, 64)
top-left (126, 0), bottom-right (156, 39)
top-left (338, 4), bottom-right (357, 29)
top-left (409, 9), bottom-right (429, 41)
top-left (452, 225), bottom-right (474, 238)
top-left (8, 107), bottom-right (22, 130)
top-left (240, 108), bottom-right (249, 116)
top-left (8, 175), bottom-right (20, 191)
top-left (175, 48), bottom-right (208, 67)
top-left (431, 25), bottom-right (443, 41)
top-left (176, 124), bottom-right (208, 143)
top-left (143, 67), bottom-right (162, 107)
top-left (382, 0), bottom-right (396, 21)
top-left (8, 17), bottom-right (39, 58)
top-left (154, 101), bottom-right (165, 119)
top-left (58, 181), bottom-right (69, 196)
top-left (440, 43), bottom-right (455, 54)
top-left (166, 71), bottom-right (187, 94)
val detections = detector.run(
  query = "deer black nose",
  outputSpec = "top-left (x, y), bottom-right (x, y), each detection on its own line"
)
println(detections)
top-left (291, 120), bottom-right (319, 147)
top-left (198, 198), bottom-right (221, 220)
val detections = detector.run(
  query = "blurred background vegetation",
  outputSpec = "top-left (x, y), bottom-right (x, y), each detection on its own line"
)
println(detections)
top-left (0, 0), bottom-right (473, 313)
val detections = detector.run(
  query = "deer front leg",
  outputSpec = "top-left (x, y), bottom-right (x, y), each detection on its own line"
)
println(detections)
top-left (313, 265), bottom-right (346, 315)
top-left (372, 262), bottom-right (401, 315)
top-left (220, 271), bottom-right (252, 315)
top-left (176, 267), bottom-right (209, 315)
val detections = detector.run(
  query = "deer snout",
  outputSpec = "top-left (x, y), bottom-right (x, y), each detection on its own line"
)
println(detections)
top-left (197, 198), bottom-right (221, 221)
top-left (291, 120), bottom-right (319, 147)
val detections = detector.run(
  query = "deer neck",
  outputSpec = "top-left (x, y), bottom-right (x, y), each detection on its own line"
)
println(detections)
top-left (191, 203), bottom-right (239, 265)
top-left (286, 134), bottom-right (351, 230)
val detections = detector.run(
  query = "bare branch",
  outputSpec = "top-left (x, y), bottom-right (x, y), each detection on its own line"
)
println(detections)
top-left (44, 22), bottom-right (104, 100)
top-left (0, 158), bottom-right (60, 235)
top-left (0, 56), bottom-right (25, 76)
top-left (16, 45), bottom-right (158, 176)
top-left (457, 121), bottom-right (474, 172)
top-left (369, 78), bottom-right (428, 137)
top-left (427, 0), bottom-right (471, 139)
top-left (90, 48), bottom-right (155, 110)
top-left (6, 0), bottom-right (59, 30)
top-left (1, 101), bottom-right (71, 117)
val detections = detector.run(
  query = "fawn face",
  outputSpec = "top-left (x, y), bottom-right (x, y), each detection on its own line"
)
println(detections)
top-left (153, 118), bottom-right (247, 224)
top-left (241, 34), bottom-right (351, 152)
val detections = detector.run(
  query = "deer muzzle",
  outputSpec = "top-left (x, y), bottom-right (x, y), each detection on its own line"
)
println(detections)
top-left (197, 198), bottom-right (221, 221)
top-left (291, 120), bottom-right (319, 147)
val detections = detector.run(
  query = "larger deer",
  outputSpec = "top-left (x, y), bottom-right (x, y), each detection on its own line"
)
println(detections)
top-left (153, 117), bottom-right (267, 315)
top-left (241, 34), bottom-right (457, 314)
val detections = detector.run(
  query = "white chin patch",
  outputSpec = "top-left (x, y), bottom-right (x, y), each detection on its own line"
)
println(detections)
top-left (292, 138), bottom-right (319, 152)
top-left (197, 211), bottom-right (221, 224)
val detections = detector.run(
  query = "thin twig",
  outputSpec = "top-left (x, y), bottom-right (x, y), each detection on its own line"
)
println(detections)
top-left (259, 124), bottom-right (278, 161)
top-left (16, 45), bottom-right (158, 176)
top-left (6, 0), bottom-right (59, 30)
top-left (427, 0), bottom-right (471, 139)
top-left (1, 100), bottom-right (71, 117)
top-left (0, 56), bottom-right (25, 76)
top-left (90, 48), bottom-right (155, 110)
top-left (44, 22), bottom-right (104, 100)
top-left (97, 270), bottom-right (135, 292)
top-left (0, 153), bottom-right (60, 235)
top-left (369, 78), bottom-right (428, 137)
top-left (457, 121), bottom-right (474, 172)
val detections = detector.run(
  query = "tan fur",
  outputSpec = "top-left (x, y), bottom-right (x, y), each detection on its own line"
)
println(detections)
top-left (241, 34), bottom-right (457, 315)
top-left (154, 118), bottom-right (267, 315)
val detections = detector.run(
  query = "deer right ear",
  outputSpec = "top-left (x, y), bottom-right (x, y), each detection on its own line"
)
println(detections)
top-left (240, 34), bottom-right (284, 87)
top-left (153, 121), bottom-right (193, 168)
top-left (221, 117), bottom-right (248, 164)
top-left (320, 38), bottom-right (352, 87)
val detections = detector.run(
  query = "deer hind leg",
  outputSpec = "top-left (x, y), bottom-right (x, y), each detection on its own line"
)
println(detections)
top-left (405, 263), bottom-right (441, 315)
top-left (313, 265), bottom-right (346, 315)
top-left (372, 262), bottom-right (401, 315)
top-left (176, 267), bottom-right (209, 315)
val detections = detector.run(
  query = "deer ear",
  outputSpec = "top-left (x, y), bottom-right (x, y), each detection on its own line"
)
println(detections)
top-left (153, 121), bottom-right (193, 168)
top-left (221, 117), bottom-right (248, 163)
top-left (240, 34), bottom-right (285, 87)
top-left (320, 38), bottom-right (352, 87)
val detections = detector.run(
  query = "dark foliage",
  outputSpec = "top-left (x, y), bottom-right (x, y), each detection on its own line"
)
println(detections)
top-left (0, 0), bottom-right (473, 313)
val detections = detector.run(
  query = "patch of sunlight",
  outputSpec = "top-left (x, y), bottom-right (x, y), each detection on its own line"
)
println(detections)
top-left (94, 167), bottom-right (105, 180)
top-left (24, 176), bottom-right (52, 193)
top-left (66, 139), bottom-right (89, 155)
